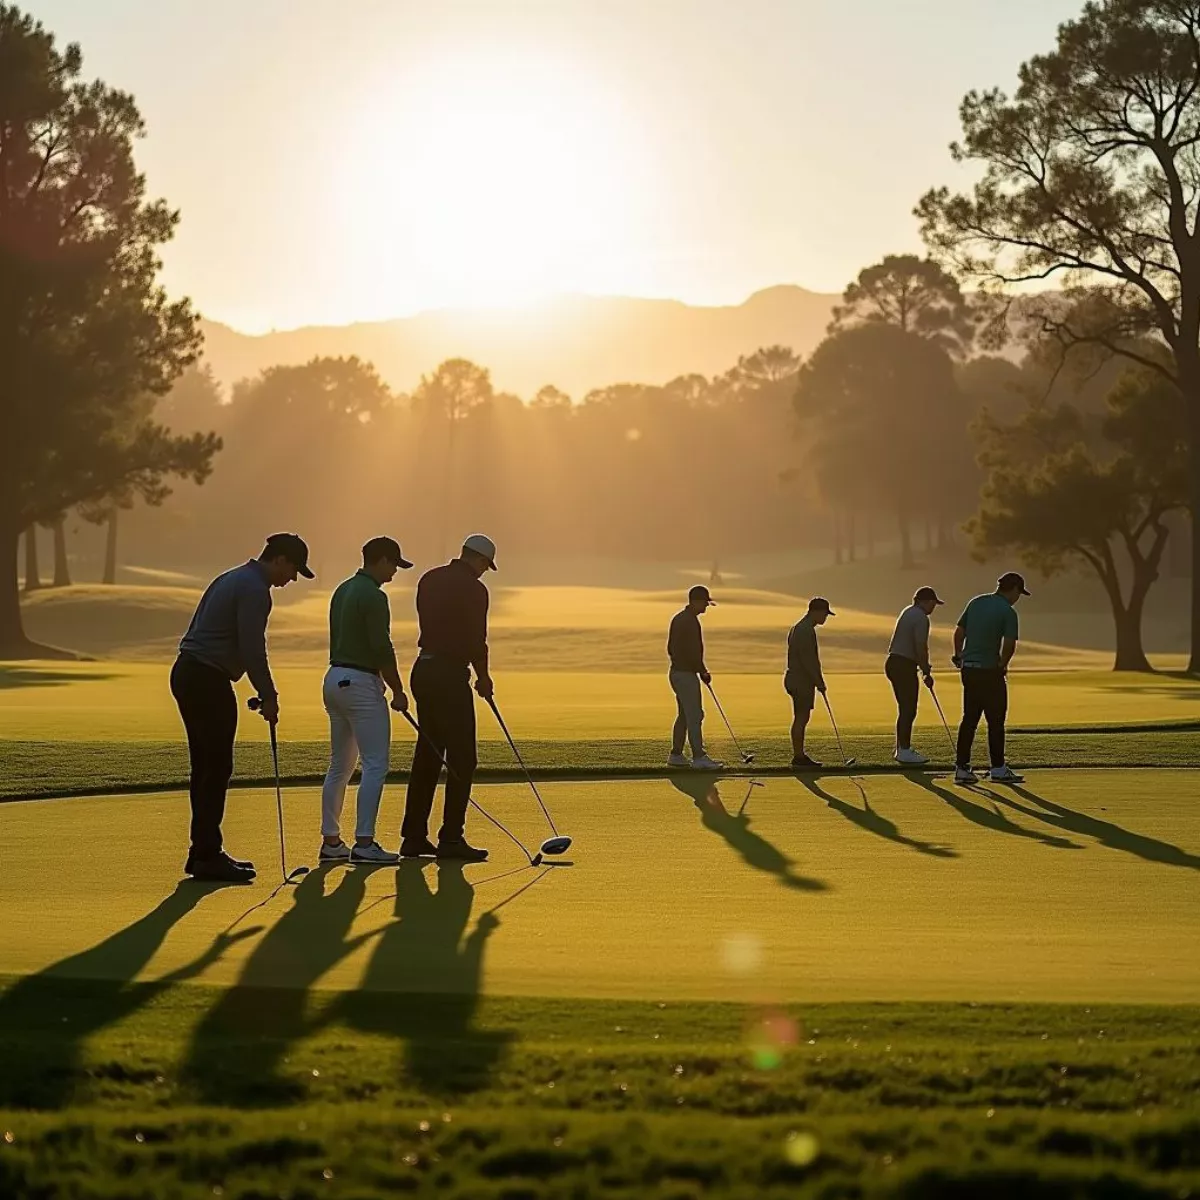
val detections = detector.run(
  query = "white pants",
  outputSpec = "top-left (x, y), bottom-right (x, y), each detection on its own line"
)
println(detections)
top-left (321, 666), bottom-right (390, 841)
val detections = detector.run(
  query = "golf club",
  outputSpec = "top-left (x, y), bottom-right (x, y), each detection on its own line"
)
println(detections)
top-left (704, 680), bottom-right (755, 764)
top-left (821, 692), bottom-right (857, 768)
top-left (248, 697), bottom-right (310, 885)
top-left (737, 778), bottom-right (765, 817)
top-left (398, 709), bottom-right (547, 867)
top-left (925, 676), bottom-right (959, 762)
top-left (485, 696), bottom-right (573, 859)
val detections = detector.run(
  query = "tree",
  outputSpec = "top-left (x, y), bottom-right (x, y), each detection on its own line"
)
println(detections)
top-left (831, 254), bottom-right (976, 356)
top-left (917, 0), bottom-right (1200, 669)
top-left (794, 324), bottom-right (964, 568)
top-left (0, 7), bottom-right (218, 654)
top-left (970, 368), bottom-right (1187, 670)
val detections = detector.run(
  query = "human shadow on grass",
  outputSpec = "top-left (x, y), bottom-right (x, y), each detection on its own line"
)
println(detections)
top-left (0, 880), bottom-right (253, 1109)
top-left (976, 783), bottom-right (1200, 873)
top-left (184, 863), bottom-right (376, 1106)
top-left (796, 774), bottom-right (958, 858)
top-left (669, 776), bottom-right (829, 892)
top-left (905, 773), bottom-right (1084, 851)
top-left (327, 859), bottom-right (522, 1097)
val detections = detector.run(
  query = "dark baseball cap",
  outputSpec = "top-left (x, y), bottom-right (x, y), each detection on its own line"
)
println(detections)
top-left (689, 585), bottom-right (716, 605)
top-left (362, 536), bottom-right (413, 569)
top-left (914, 585), bottom-right (945, 606)
top-left (998, 571), bottom-right (1031, 596)
top-left (262, 532), bottom-right (314, 578)
top-left (808, 596), bottom-right (835, 616)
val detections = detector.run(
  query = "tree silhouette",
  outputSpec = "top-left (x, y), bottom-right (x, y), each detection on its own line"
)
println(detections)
top-left (0, 5), bottom-right (218, 654)
top-left (918, 0), bottom-right (1200, 669)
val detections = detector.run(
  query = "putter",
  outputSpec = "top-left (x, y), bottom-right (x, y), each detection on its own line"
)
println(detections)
top-left (248, 697), bottom-right (310, 885)
top-left (926, 677), bottom-right (959, 761)
top-left (821, 693), bottom-right (857, 768)
top-left (485, 696), bottom-right (573, 858)
top-left (399, 710), bottom-right (546, 867)
top-left (703, 680), bottom-right (755, 764)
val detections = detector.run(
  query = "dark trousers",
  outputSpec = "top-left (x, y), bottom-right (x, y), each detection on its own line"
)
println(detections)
top-left (956, 667), bottom-right (1008, 768)
top-left (170, 654), bottom-right (237, 859)
top-left (402, 657), bottom-right (477, 844)
top-left (885, 654), bottom-right (919, 748)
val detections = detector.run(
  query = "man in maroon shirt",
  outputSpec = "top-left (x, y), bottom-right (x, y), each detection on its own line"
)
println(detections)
top-left (400, 534), bottom-right (497, 861)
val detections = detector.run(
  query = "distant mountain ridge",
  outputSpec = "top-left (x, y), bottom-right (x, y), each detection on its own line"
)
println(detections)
top-left (198, 285), bottom-right (838, 399)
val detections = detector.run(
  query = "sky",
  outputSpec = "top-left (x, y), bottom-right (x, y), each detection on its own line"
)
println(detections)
top-left (27, 0), bottom-right (1084, 332)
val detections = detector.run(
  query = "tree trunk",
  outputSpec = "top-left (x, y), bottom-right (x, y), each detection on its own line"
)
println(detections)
top-left (847, 512), bottom-right (856, 563)
top-left (898, 510), bottom-right (915, 569)
top-left (833, 511), bottom-right (843, 566)
top-left (0, 517), bottom-right (28, 654)
top-left (1112, 603), bottom-right (1153, 672)
top-left (23, 526), bottom-right (41, 592)
top-left (51, 518), bottom-right (70, 588)
top-left (1188, 377), bottom-right (1200, 673)
top-left (866, 516), bottom-right (874, 559)
top-left (103, 509), bottom-right (118, 585)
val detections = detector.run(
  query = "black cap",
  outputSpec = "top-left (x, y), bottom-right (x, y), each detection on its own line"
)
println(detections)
top-left (809, 596), bottom-right (835, 616)
top-left (363, 536), bottom-right (413, 569)
top-left (914, 586), bottom-right (945, 606)
top-left (262, 533), bottom-right (314, 579)
top-left (689, 585), bottom-right (716, 605)
top-left (997, 571), bottom-right (1031, 596)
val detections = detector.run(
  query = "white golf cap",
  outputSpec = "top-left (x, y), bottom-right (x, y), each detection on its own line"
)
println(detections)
top-left (462, 533), bottom-right (498, 570)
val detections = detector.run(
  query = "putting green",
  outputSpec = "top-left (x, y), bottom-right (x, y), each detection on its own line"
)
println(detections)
top-left (2, 770), bottom-right (1197, 1003)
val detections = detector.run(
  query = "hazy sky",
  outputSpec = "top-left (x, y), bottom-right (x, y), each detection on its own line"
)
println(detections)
top-left (28, 0), bottom-right (1082, 331)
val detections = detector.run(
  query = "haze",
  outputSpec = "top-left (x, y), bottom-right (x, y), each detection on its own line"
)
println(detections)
top-left (30, 0), bottom-right (1080, 332)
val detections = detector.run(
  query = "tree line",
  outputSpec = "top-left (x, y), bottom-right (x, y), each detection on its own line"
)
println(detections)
top-left (3, 0), bottom-right (1198, 674)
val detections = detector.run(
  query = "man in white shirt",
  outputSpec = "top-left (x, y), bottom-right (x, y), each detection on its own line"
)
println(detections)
top-left (885, 586), bottom-right (943, 765)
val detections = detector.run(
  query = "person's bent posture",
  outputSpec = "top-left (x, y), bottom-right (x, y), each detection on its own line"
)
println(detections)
top-left (667, 585), bottom-right (724, 771)
top-left (886, 585), bottom-right (943, 765)
top-left (786, 597), bottom-right (833, 769)
top-left (320, 536), bottom-right (414, 865)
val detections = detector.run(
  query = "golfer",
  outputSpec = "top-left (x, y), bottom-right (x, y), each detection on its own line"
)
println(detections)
top-left (786, 597), bottom-right (833, 768)
top-left (667, 585), bottom-right (723, 770)
top-left (171, 533), bottom-right (314, 883)
top-left (886, 585), bottom-right (944, 765)
top-left (400, 534), bottom-right (498, 862)
top-left (952, 571), bottom-right (1029, 784)
top-left (319, 536), bottom-right (414, 866)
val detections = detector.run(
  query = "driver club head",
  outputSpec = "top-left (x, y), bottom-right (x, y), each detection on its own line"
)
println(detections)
top-left (539, 835), bottom-right (572, 857)
top-left (741, 752), bottom-right (755, 765)
top-left (844, 758), bottom-right (857, 768)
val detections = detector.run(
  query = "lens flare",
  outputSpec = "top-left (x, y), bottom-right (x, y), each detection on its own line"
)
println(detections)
top-left (746, 1008), bottom-right (799, 1069)
top-left (784, 1130), bottom-right (820, 1167)
top-left (721, 933), bottom-right (762, 975)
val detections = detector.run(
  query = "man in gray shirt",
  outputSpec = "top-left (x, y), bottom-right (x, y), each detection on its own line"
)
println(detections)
top-left (786, 597), bottom-right (833, 768)
top-left (886, 585), bottom-right (943, 765)
top-left (171, 533), bottom-right (314, 883)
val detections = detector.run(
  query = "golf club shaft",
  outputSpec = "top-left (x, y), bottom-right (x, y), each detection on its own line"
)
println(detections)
top-left (704, 681), bottom-right (751, 761)
top-left (400, 710), bottom-right (537, 865)
top-left (929, 685), bottom-right (959, 760)
top-left (486, 697), bottom-right (559, 836)
top-left (822, 693), bottom-right (853, 766)
top-left (270, 722), bottom-right (287, 883)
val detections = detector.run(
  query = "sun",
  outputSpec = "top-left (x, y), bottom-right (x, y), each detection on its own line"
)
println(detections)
top-left (339, 47), bottom-right (658, 314)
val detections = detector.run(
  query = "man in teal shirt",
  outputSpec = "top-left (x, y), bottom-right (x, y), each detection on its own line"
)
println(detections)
top-left (952, 571), bottom-right (1029, 784)
top-left (320, 536), bottom-right (413, 863)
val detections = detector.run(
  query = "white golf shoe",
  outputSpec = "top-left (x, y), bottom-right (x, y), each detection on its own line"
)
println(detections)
top-left (954, 765), bottom-right (979, 784)
top-left (349, 841), bottom-right (400, 865)
top-left (667, 752), bottom-right (690, 767)
top-left (318, 840), bottom-right (351, 862)
top-left (989, 765), bottom-right (1025, 784)
top-left (895, 747), bottom-right (929, 765)
top-left (691, 754), bottom-right (725, 771)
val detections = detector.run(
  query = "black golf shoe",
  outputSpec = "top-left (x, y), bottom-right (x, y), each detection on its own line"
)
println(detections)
top-left (790, 754), bottom-right (822, 769)
top-left (185, 850), bottom-right (255, 875)
top-left (187, 852), bottom-right (256, 884)
top-left (399, 837), bottom-right (438, 858)
top-left (436, 839), bottom-right (489, 863)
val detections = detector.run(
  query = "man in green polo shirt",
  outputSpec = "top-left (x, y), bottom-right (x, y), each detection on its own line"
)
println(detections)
top-left (952, 571), bottom-right (1029, 785)
top-left (320, 536), bottom-right (414, 864)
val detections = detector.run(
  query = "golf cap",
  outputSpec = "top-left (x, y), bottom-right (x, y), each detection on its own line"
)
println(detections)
top-left (809, 596), bottom-right (835, 616)
top-left (688, 584), bottom-right (716, 605)
top-left (363, 536), bottom-right (413, 569)
top-left (998, 571), bottom-right (1031, 596)
top-left (914, 585), bottom-right (945, 606)
top-left (263, 532), bottom-right (314, 579)
top-left (462, 533), bottom-right (498, 571)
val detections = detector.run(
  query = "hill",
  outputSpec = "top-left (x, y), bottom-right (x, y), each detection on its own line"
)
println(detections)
top-left (198, 285), bottom-right (837, 397)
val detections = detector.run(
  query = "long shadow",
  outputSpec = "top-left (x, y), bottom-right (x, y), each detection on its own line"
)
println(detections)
top-left (184, 864), bottom-right (376, 1106)
top-left (0, 666), bottom-right (118, 689)
top-left (668, 776), bottom-right (829, 892)
top-left (905, 772), bottom-right (1084, 851)
top-left (980, 783), bottom-right (1200, 873)
top-left (0, 881), bottom-right (251, 1108)
top-left (328, 859), bottom-right (520, 1097)
top-left (796, 774), bottom-right (958, 858)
